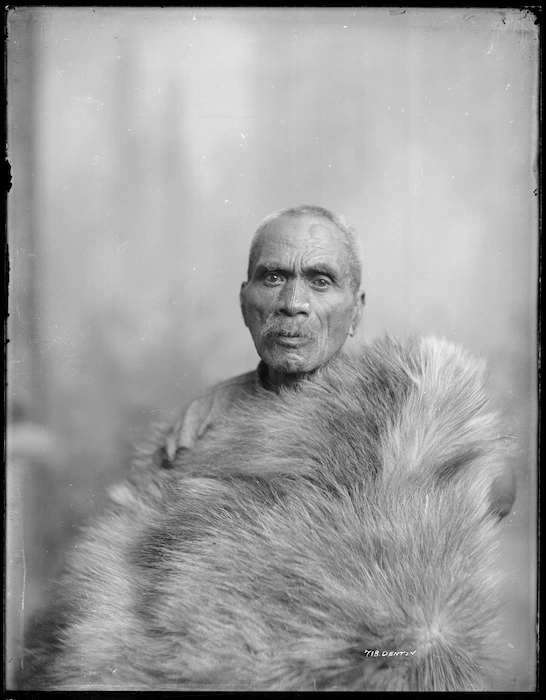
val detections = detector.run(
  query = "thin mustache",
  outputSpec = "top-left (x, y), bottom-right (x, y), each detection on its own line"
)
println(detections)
top-left (261, 316), bottom-right (316, 340)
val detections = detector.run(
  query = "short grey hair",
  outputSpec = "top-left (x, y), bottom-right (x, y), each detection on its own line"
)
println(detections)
top-left (247, 205), bottom-right (363, 295)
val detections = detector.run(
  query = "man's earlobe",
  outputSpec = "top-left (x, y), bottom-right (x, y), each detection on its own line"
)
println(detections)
top-left (349, 292), bottom-right (365, 337)
top-left (240, 282), bottom-right (249, 327)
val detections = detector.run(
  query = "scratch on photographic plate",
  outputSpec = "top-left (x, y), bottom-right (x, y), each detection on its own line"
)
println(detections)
top-left (15, 469), bottom-right (27, 671)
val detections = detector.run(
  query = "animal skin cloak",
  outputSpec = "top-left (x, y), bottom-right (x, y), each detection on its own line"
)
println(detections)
top-left (19, 336), bottom-right (513, 691)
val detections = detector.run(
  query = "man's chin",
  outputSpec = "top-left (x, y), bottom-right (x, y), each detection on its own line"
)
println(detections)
top-left (262, 350), bottom-right (315, 375)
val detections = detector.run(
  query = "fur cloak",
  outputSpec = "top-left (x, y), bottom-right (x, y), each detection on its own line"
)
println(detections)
top-left (19, 336), bottom-right (512, 691)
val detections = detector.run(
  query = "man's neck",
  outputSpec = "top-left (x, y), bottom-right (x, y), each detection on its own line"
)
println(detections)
top-left (258, 361), bottom-right (315, 391)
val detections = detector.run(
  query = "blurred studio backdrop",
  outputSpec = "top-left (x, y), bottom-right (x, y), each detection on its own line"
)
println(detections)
top-left (6, 7), bottom-right (538, 690)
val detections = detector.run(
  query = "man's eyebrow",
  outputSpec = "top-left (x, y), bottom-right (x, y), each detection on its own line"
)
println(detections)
top-left (303, 263), bottom-right (340, 279)
top-left (253, 261), bottom-right (342, 280)
top-left (254, 262), bottom-right (285, 274)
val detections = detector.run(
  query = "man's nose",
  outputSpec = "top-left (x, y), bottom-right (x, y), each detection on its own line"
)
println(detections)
top-left (279, 278), bottom-right (311, 316)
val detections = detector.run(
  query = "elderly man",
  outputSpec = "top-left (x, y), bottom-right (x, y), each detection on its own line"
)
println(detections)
top-left (159, 203), bottom-right (515, 520)
top-left (171, 204), bottom-right (365, 452)
top-left (19, 206), bottom-right (519, 691)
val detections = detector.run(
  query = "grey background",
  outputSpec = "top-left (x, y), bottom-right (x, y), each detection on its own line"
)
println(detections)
top-left (6, 7), bottom-right (538, 690)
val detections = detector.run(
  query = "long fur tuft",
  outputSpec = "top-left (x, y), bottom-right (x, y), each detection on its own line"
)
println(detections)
top-left (18, 335), bottom-right (511, 691)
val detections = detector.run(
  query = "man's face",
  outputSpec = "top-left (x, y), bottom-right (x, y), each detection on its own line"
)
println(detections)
top-left (240, 214), bottom-right (362, 377)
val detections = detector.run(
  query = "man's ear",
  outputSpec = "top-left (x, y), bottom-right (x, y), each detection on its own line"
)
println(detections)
top-left (240, 281), bottom-right (249, 327)
top-left (349, 292), bottom-right (365, 337)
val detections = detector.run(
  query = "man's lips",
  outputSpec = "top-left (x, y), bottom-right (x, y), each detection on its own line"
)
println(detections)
top-left (273, 334), bottom-right (311, 347)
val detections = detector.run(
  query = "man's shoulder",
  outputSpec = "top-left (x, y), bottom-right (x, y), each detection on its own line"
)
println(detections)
top-left (178, 368), bottom-right (260, 449)
top-left (196, 367), bottom-right (260, 410)
top-left (210, 368), bottom-right (259, 395)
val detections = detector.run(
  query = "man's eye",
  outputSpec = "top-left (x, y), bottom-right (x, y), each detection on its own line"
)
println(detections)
top-left (263, 272), bottom-right (283, 285)
top-left (311, 277), bottom-right (332, 289)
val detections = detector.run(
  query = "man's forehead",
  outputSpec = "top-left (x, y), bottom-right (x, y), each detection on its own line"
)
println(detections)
top-left (254, 215), bottom-right (348, 262)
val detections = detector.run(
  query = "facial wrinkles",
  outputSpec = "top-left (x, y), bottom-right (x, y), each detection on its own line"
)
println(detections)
top-left (242, 215), bottom-right (358, 375)
top-left (257, 221), bottom-right (346, 280)
top-left (303, 222), bottom-right (344, 273)
top-left (261, 264), bottom-right (350, 346)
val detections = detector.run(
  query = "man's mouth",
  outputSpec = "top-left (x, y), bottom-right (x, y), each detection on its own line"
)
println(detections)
top-left (262, 320), bottom-right (315, 348)
top-left (273, 333), bottom-right (311, 347)
top-left (277, 330), bottom-right (304, 338)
